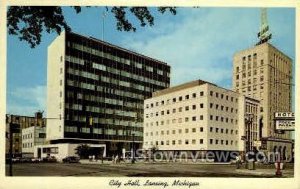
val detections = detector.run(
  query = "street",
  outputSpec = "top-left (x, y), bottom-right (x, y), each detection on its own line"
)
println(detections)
top-left (5, 162), bottom-right (294, 177)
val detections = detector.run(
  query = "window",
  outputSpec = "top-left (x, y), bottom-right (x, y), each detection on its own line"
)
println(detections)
top-left (200, 127), bottom-right (203, 132)
top-left (192, 139), bottom-right (196, 144)
top-left (185, 117), bottom-right (189, 122)
top-left (210, 127), bottom-right (213, 132)
top-left (210, 115), bottom-right (213, 120)
top-left (179, 107), bottom-right (182, 112)
top-left (221, 128), bottom-right (223, 133)
top-left (185, 128), bottom-right (189, 133)
top-left (192, 105), bottom-right (196, 110)
top-left (210, 139), bottom-right (213, 144)
top-left (221, 94), bottom-right (224, 99)
top-left (172, 109), bottom-right (176, 113)
top-left (179, 96), bottom-right (182, 101)
top-left (210, 91), bottom-right (213, 96)
top-left (161, 111), bottom-right (164, 115)
top-left (178, 129), bottom-right (182, 134)
top-left (172, 140), bottom-right (176, 145)
top-left (173, 98), bottom-right (176, 103)
top-left (192, 116), bottom-right (196, 121)
top-left (210, 103), bottom-right (213, 108)
top-left (200, 103), bottom-right (204, 108)
top-left (185, 95), bottom-right (189, 100)
top-left (200, 115), bottom-right (203, 120)
top-left (185, 140), bottom-right (189, 144)
top-left (167, 110), bottom-right (170, 114)
top-left (178, 140), bottom-right (182, 145)
top-left (185, 106), bottom-right (189, 111)
top-left (161, 100), bottom-right (164, 105)
top-left (216, 128), bottom-right (219, 133)
top-left (200, 139), bottom-right (203, 144)
top-left (216, 92), bottom-right (219, 98)
top-left (192, 93), bottom-right (196, 98)
top-left (200, 91), bottom-right (204, 96)
top-left (192, 128), bottom-right (196, 132)
top-left (216, 139), bottom-right (219, 144)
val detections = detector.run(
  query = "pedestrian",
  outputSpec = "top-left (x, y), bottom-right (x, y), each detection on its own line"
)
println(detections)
top-left (236, 155), bottom-right (241, 169)
top-left (115, 155), bottom-right (119, 164)
top-left (112, 155), bottom-right (115, 164)
top-left (92, 155), bottom-right (95, 162)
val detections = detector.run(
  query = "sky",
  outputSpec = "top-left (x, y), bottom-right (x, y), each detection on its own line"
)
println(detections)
top-left (7, 7), bottom-right (295, 116)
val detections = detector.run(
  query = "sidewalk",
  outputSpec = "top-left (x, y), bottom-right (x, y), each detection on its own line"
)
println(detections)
top-left (235, 168), bottom-right (294, 177)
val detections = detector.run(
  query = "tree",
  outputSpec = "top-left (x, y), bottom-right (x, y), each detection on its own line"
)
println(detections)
top-left (7, 6), bottom-right (176, 48)
top-left (75, 144), bottom-right (91, 159)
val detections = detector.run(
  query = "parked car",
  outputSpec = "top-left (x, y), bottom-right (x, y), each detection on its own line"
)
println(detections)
top-left (42, 156), bottom-right (57, 163)
top-left (31, 158), bottom-right (42, 163)
top-left (62, 156), bottom-right (80, 163)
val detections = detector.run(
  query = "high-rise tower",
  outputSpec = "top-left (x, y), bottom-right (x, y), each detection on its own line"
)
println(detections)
top-left (232, 9), bottom-right (293, 159)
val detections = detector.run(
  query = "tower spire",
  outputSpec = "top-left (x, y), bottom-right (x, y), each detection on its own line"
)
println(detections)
top-left (256, 8), bottom-right (272, 45)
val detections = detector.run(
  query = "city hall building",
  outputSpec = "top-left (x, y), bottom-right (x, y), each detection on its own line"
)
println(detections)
top-left (44, 31), bottom-right (170, 159)
top-left (143, 80), bottom-right (262, 161)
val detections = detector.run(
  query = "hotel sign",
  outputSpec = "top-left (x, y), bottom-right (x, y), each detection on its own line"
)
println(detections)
top-left (274, 112), bottom-right (295, 131)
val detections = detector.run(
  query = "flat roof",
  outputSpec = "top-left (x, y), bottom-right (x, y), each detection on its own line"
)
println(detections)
top-left (152, 79), bottom-right (216, 97)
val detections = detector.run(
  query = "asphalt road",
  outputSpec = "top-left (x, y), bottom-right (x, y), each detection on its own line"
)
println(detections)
top-left (5, 162), bottom-right (294, 177)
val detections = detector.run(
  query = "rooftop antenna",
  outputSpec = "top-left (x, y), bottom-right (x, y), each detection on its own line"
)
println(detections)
top-left (256, 8), bottom-right (272, 45)
top-left (102, 7), bottom-right (108, 41)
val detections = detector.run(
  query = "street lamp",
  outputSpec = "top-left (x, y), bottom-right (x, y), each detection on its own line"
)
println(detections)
top-left (245, 113), bottom-right (254, 169)
top-left (131, 132), bottom-right (136, 164)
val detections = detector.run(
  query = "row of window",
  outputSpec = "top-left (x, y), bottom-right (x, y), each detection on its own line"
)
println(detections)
top-left (65, 115), bottom-right (142, 127)
top-left (66, 80), bottom-right (145, 100)
top-left (66, 92), bottom-right (143, 109)
top-left (64, 126), bottom-right (143, 136)
top-left (69, 42), bottom-right (169, 77)
top-left (145, 116), bottom-right (237, 127)
top-left (22, 133), bottom-right (32, 139)
top-left (145, 127), bottom-right (204, 136)
top-left (145, 139), bottom-right (239, 146)
top-left (146, 91), bottom-right (238, 109)
top-left (146, 104), bottom-right (238, 118)
top-left (209, 127), bottom-right (238, 135)
top-left (23, 143), bottom-right (33, 148)
top-left (145, 127), bottom-right (238, 136)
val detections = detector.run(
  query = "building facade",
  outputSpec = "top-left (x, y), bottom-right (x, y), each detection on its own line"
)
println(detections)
top-left (232, 42), bottom-right (293, 159)
top-left (143, 80), bottom-right (264, 161)
top-left (5, 112), bottom-right (45, 157)
top-left (47, 31), bottom-right (170, 156)
top-left (22, 126), bottom-right (46, 157)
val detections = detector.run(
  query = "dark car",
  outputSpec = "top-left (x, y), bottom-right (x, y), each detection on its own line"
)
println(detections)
top-left (42, 156), bottom-right (57, 163)
top-left (62, 156), bottom-right (80, 163)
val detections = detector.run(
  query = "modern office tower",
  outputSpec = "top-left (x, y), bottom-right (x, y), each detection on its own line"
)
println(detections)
top-left (47, 31), bottom-right (170, 157)
top-left (232, 43), bottom-right (293, 158)
top-left (143, 80), bottom-right (264, 162)
top-left (5, 112), bottom-right (45, 157)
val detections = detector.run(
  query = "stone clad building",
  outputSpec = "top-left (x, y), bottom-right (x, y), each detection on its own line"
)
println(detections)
top-left (143, 80), bottom-right (263, 161)
top-left (232, 42), bottom-right (293, 160)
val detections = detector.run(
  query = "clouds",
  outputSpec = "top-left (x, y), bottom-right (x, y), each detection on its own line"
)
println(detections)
top-left (121, 8), bottom-right (294, 87)
top-left (7, 85), bottom-right (46, 116)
